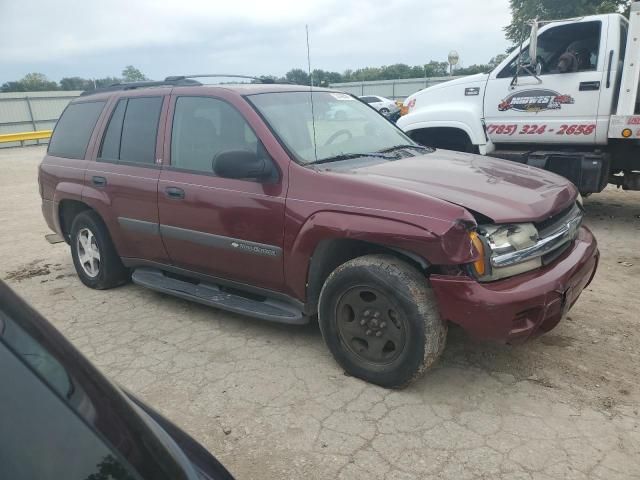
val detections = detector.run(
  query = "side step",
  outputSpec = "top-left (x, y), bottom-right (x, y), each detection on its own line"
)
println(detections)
top-left (132, 268), bottom-right (307, 325)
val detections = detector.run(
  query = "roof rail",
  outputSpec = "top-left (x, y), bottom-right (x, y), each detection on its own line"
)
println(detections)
top-left (80, 74), bottom-right (292, 97)
top-left (80, 78), bottom-right (202, 96)
top-left (165, 74), bottom-right (283, 84)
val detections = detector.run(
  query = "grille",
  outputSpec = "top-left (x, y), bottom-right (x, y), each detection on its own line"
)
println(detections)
top-left (536, 203), bottom-right (582, 238)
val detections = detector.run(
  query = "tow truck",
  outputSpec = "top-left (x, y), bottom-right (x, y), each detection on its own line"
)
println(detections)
top-left (398, 2), bottom-right (640, 194)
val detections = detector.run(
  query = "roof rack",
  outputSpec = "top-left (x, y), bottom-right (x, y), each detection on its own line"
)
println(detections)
top-left (80, 78), bottom-right (201, 96)
top-left (165, 74), bottom-right (279, 84)
top-left (80, 74), bottom-right (289, 97)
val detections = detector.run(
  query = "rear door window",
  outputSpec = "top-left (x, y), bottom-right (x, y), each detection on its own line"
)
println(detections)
top-left (98, 96), bottom-right (163, 165)
top-left (99, 99), bottom-right (126, 161)
top-left (48, 101), bottom-right (106, 159)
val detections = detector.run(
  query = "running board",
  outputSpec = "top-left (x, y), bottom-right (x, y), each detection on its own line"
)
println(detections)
top-left (131, 268), bottom-right (307, 325)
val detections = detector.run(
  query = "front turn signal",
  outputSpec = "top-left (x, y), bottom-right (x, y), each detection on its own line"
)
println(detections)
top-left (469, 231), bottom-right (486, 276)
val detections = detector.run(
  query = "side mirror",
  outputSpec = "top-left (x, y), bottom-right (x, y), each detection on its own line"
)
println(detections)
top-left (212, 150), bottom-right (273, 181)
top-left (528, 19), bottom-right (539, 67)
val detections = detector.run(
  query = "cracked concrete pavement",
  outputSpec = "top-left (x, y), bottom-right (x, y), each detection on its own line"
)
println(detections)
top-left (1, 146), bottom-right (639, 479)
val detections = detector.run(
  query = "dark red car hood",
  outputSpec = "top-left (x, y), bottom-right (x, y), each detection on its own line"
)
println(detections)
top-left (343, 150), bottom-right (577, 224)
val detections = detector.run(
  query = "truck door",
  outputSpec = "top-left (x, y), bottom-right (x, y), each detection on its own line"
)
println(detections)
top-left (484, 18), bottom-right (608, 145)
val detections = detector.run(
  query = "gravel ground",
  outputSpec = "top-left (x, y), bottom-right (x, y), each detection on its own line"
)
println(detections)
top-left (1, 145), bottom-right (639, 480)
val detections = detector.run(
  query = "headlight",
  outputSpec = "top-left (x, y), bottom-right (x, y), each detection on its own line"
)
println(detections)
top-left (469, 223), bottom-right (542, 281)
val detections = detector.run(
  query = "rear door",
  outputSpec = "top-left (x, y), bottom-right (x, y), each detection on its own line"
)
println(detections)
top-left (84, 93), bottom-right (170, 264)
top-left (157, 93), bottom-right (286, 291)
top-left (484, 19), bottom-right (608, 144)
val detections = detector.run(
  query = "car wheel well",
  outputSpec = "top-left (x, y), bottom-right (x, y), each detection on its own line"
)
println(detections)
top-left (408, 127), bottom-right (478, 153)
top-left (306, 239), bottom-right (428, 315)
top-left (58, 200), bottom-right (92, 243)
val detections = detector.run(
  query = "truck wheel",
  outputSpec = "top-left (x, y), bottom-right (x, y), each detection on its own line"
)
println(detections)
top-left (70, 211), bottom-right (129, 290)
top-left (318, 254), bottom-right (447, 388)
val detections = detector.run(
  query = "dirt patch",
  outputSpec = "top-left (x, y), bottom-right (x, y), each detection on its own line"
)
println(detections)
top-left (5, 260), bottom-right (52, 282)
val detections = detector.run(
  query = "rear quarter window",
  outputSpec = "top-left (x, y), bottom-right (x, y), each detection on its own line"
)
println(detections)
top-left (48, 101), bottom-right (106, 159)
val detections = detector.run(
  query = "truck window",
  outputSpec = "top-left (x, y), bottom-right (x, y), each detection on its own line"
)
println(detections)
top-left (120, 97), bottom-right (163, 165)
top-left (170, 96), bottom-right (259, 174)
top-left (98, 99), bottom-right (126, 161)
top-left (498, 21), bottom-right (602, 78)
top-left (98, 97), bottom-right (163, 165)
top-left (48, 101), bottom-right (105, 159)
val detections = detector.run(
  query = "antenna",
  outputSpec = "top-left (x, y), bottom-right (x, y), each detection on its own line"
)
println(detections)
top-left (306, 24), bottom-right (318, 162)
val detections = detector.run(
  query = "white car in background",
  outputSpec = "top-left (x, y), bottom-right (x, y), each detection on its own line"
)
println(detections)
top-left (359, 95), bottom-right (400, 116)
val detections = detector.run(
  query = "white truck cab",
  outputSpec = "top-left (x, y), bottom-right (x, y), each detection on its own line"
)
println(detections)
top-left (398, 3), bottom-right (640, 194)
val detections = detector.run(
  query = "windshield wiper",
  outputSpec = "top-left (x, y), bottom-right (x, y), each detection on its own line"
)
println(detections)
top-left (378, 144), bottom-right (432, 154)
top-left (311, 152), bottom-right (396, 165)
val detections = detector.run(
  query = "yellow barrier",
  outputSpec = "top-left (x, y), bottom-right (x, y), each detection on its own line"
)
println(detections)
top-left (0, 130), bottom-right (53, 144)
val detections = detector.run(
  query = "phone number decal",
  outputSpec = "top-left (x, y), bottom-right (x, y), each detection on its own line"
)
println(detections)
top-left (487, 124), bottom-right (596, 136)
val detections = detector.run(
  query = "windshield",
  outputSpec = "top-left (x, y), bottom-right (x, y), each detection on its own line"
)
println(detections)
top-left (248, 91), bottom-right (414, 164)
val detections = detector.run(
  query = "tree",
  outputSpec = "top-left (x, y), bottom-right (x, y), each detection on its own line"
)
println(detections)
top-left (60, 76), bottom-right (95, 91)
top-left (423, 61), bottom-right (449, 77)
top-left (1, 73), bottom-right (58, 92)
top-left (23, 73), bottom-right (59, 91)
top-left (1, 81), bottom-right (25, 92)
top-left (121, 65), bottom-right (148, 82)
top-left (505, 0), bottom-right (631, 44)
top-left (285, 68), bottom-right (310, 85)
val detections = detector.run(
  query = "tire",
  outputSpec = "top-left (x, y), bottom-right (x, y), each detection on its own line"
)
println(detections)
top-left (70, 210), bottom-right (129, 289)
top-left (379, 108), bottom-right (390, 115)
top-left (318, 254), bottom-right (447, 388)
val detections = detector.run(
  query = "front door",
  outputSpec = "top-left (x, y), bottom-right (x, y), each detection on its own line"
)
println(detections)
top-left (157, 94), bottom-right (286, 292)
top-left (484, 19), bottom-right (608, 145)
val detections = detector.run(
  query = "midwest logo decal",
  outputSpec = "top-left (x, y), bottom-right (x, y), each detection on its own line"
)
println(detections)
top-left (498, 89), bottom-right (575, 112)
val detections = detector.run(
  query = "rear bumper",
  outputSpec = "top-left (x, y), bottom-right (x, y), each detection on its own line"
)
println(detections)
top-left (430, 226), bottom-right (599, 343)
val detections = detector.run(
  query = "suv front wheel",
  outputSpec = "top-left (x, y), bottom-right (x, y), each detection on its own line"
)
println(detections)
top-left (318, 254), bottom-right (447, 388)
top-left (70, 211), bottom-right (129, 289)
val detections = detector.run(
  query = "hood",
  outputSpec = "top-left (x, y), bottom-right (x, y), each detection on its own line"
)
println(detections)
top-left (337, 150), bottom-right (577, 224)
top-left (419, 73), bottom-right (489, 93)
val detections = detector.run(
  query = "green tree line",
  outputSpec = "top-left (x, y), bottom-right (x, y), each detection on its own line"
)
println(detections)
top-left (1, 66), bottom-right (148, 92)
top-left (2, 58), bottom-right (508, 92)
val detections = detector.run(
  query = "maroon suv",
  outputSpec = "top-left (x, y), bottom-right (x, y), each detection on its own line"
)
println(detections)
top-left (39, 77), bottom-right (599, 388)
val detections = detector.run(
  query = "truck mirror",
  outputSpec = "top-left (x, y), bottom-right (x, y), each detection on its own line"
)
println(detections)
top-left (528, 19), bottom-right (539, 67)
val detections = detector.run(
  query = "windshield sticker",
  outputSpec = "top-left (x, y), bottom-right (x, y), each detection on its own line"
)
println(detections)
top-left (498, 89), bottom-right (574, 113)
top-left (330, 93), bottom-right (355, 101)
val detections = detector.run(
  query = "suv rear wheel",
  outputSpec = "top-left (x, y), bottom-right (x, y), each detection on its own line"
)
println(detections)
top-left (70, 211), bottom-right (129, 289)
top-left (318, 254), bottom-right (447, 388)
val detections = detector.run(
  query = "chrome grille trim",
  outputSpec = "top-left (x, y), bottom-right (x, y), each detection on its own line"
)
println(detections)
top-left (491, 204), bottom-right (583, 268)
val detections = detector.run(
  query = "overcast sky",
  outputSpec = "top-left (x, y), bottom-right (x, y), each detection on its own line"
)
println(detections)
top-left (0, 0), bottom-right (511, 84)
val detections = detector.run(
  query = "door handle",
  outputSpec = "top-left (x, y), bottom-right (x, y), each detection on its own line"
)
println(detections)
top-left (165, 186), bottom-right (185, 199)
top-left (92, 176), bottom-right (107, 187)
top-left (579, 81), bottom-right (600, 91)
top-left (606, 50), bottom-right (614, 88)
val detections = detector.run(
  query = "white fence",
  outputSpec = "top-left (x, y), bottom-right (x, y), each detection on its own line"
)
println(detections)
top-left (331, 76), bottom-right (460, 100)
top-left (0, 91), bottom-right (81, 148)
top-left (329, 76), bottom-right (462, 100)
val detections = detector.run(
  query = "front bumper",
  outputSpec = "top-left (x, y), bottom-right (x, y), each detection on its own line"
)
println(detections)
top-left (430, 226), bottom-right (599, 343)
